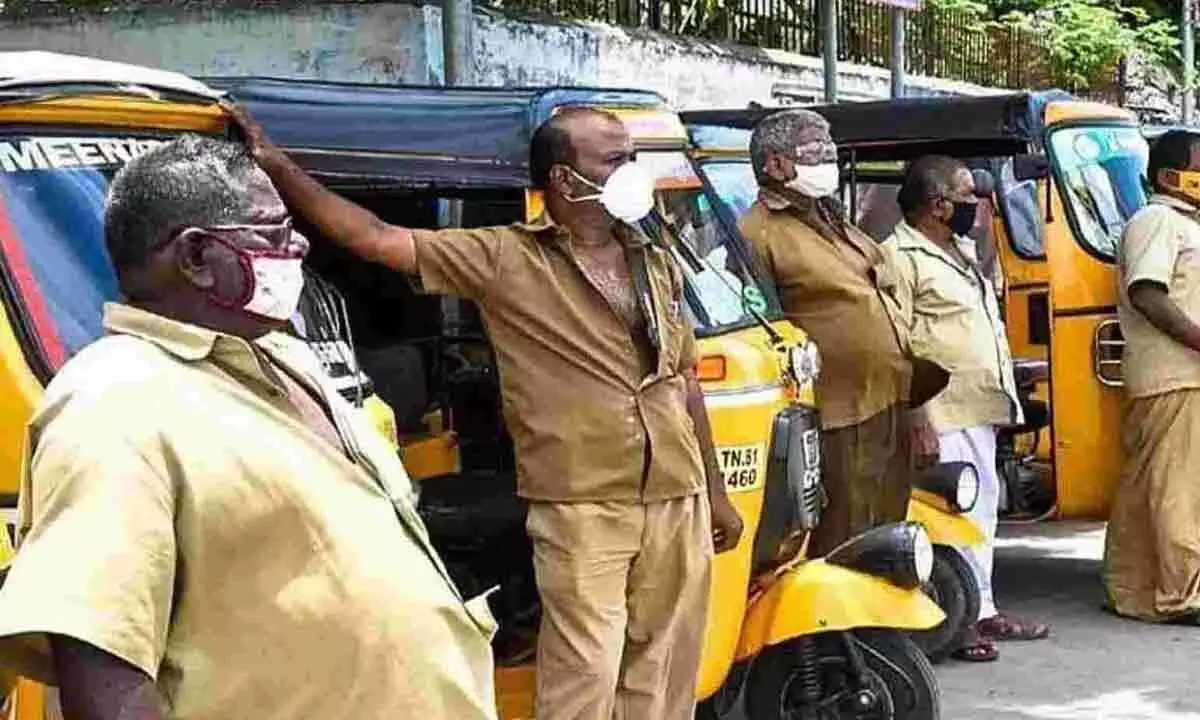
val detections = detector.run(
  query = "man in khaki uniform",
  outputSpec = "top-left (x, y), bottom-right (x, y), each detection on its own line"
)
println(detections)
top-left (738, 109), bottom-right (939, 556)
top-left (0, 137), bottom-right (497, 719)
top-left (231, 105), bottom-right (744, 719)
top-left (884, 156), bottom-right (1049, 662)
top-left (1105, 130), bottom-right (1200, 625)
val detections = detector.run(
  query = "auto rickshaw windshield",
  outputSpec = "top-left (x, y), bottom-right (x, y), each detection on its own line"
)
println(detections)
top-left (637, 150), bottom-right (780, 332)
top-left (0, 134), bottom-right (170, 374)
top-left (1047, 124), bottom-right (1149, 261)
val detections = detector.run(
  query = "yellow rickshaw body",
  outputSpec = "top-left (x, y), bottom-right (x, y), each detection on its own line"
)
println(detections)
top-left (994, 99), bottom-right (1137, 520)
top-left (907, 492), bottom-right (986, 547)
top-left (735, 559), bottom-right (944, 663)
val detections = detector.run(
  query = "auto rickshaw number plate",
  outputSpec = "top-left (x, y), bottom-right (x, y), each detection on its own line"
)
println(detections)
top-left (718, 443), bottom-right (765, 493)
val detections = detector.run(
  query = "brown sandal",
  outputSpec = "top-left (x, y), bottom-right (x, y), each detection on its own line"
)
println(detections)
top-left (950, 626), bottom-right (999, 663)
top-left (978, 613), bottom-right (1050, 641)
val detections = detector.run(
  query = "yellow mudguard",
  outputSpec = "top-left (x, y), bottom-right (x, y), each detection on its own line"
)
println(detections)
top-left (907, 495), bottom-right (986, 547)
top-left (735, 559), bottom-right (945, 662)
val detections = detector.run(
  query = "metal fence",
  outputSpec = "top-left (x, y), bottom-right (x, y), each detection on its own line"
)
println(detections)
top-left (483, 0), bottom-right (1058, 90)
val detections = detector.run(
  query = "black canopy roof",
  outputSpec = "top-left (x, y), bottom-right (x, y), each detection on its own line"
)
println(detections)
top-left (683, 91), bottom-right (1080, 160)
top-left (205, 77), bottom-right (667, 189)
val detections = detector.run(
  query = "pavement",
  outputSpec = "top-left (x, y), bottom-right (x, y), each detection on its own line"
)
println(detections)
top-left (936, 522), bottom-right (1200, 720)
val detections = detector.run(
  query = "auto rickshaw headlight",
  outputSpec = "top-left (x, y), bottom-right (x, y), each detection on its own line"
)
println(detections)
top-left (914, 527), bottom-right (934, 584)
top-left (915, 461), bottom-right (980, 513)
top-left (788, 340), bottom-right (820, 386)
top-left (825, 522), bottom-right (933, 590)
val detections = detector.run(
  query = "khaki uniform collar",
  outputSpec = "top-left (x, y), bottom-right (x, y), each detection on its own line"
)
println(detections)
top-left (1150, 193), bottom-right (1200, 214)
top-left (891, 221), bottom-right (973, 274)
top-left (104, 302), bottom-right (220, 361)
top-left (890, 220), bottom-right (929, 252)
top-left (516, 211), bottom-right (650, 250)
top-left (515, 211), bottom-right (563, 236)
top-left (759, 186), bottom-right (793, 212)
top-left (103, 303), bottom-right (291, 392)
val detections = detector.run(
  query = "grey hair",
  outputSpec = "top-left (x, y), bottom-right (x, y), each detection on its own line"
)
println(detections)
top-left (104, 135), bottom-right (259, 273)
top-left (749, 109), bottom-right (833, 185)
top-left (897, 155), bottom-right (967, 221)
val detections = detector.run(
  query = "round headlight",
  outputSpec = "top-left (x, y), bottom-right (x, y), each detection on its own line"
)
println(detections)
top-left (914, 527), bottom-right (934, 585)
top-left (789, 340), bottom-right (821, 385)
top-left (955, 463), bottom-right (981, 513)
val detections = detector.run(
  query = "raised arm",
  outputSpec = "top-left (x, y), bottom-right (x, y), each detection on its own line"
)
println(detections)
top-left (223, 102), bottom-right (416, 273)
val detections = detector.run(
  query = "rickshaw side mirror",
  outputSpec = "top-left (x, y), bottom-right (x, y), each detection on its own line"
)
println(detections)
top-left (1013, 153), bottom-right (1050, 181)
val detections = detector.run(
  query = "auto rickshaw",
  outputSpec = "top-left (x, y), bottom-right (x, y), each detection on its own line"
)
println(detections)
top-left (0, 55), bottom-right (944, 719)
top-left (686, 93), bottom-right (1150, 529)
top-left (680, 111), bottom-right (987, 661)
top-left (206, 76), bottom-right (948, 719)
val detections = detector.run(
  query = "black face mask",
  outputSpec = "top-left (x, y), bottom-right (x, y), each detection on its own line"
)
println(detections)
top-left (947, 200), bottom-right (976, 236)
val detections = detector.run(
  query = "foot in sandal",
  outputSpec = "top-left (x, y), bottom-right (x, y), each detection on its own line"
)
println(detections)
top-left (977, 613), bottom-right (1050, 642)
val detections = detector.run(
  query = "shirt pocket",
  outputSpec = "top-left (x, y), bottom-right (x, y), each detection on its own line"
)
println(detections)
top-left (923, 264), bottom-right (979, 315)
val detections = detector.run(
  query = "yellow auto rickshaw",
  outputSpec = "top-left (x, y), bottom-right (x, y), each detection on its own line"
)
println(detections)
top-left (684, 92), bottom-right (1148, 528)
top-left (1, 56), bottom-right (945, 719)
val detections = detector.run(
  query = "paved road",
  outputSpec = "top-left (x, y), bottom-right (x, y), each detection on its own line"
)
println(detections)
top-left (936, 522), bottom-right (1200, 720)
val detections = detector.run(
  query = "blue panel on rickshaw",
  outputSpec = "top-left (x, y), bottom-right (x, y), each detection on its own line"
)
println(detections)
top-left (204, 78), bottom-right (667, 188)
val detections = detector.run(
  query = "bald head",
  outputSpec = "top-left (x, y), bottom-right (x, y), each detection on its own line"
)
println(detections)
top-left (530, 106), bottom-right (627, 189)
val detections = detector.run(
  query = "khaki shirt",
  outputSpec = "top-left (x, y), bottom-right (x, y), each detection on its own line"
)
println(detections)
top-left (1118, 195), bottom-right (1200, 399)
top-left (0, 304), bottom-right (497, 720)
top-left (413, 217), bottom-right (702, 502)
top-left (883, 222), bottom-right (1022, 433)
top-left (739, 191), bottom-right (912, 430)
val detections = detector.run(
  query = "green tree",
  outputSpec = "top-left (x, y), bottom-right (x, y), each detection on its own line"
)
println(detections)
top-left (930, 0), bottom-right (1178, 90)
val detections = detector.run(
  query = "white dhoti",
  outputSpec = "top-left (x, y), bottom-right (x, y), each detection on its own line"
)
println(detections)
top-left (938, 425), bottom-right (1000, 620)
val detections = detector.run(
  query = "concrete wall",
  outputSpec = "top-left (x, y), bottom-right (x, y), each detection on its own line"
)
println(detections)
top-left (0, 1), bottom-right (999, 107)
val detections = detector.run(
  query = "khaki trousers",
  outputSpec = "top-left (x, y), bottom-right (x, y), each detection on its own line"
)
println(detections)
top-left (1104, 390), bottom-right (1200, 621)
top-left (525, 495), bottom-right (712, 720)
top-left (811, 403), bottom-right (913, 557)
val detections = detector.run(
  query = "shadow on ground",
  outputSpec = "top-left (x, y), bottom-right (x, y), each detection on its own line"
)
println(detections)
top-left (935, 522), bottom-right (1200, 720)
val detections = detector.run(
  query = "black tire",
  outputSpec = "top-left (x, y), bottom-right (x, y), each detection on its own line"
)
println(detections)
top-left (856, 629), bottom-right (941, 720)
top-left (911, 546), bottom-right (980, 662)
top-left (745, 629), bottom-right (940, 720)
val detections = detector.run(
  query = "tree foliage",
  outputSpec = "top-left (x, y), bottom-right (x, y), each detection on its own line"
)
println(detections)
top-left (929, 0), bottom-right (1180, 90)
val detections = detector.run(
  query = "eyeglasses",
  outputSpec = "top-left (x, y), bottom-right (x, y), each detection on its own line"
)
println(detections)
top-left (194, 218), bottom-right (296, 247)
top-left (159, 217), bottom-right (300, 253)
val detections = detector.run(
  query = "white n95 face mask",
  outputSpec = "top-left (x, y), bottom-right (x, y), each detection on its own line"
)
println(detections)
top-left (566, 161), bottom-right (656, 224)
top-left (785, 163), bottom-right (840, 199)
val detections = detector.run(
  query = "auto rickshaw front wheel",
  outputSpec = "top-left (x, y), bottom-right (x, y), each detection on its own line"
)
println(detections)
top-left (911, 546), bottom-right (981, 662)
top-left (744, 629), bottom-right (940, 720)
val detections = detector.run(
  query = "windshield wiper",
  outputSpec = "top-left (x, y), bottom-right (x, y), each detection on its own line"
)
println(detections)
top-left (641, 211), bottom-right (785, 345)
